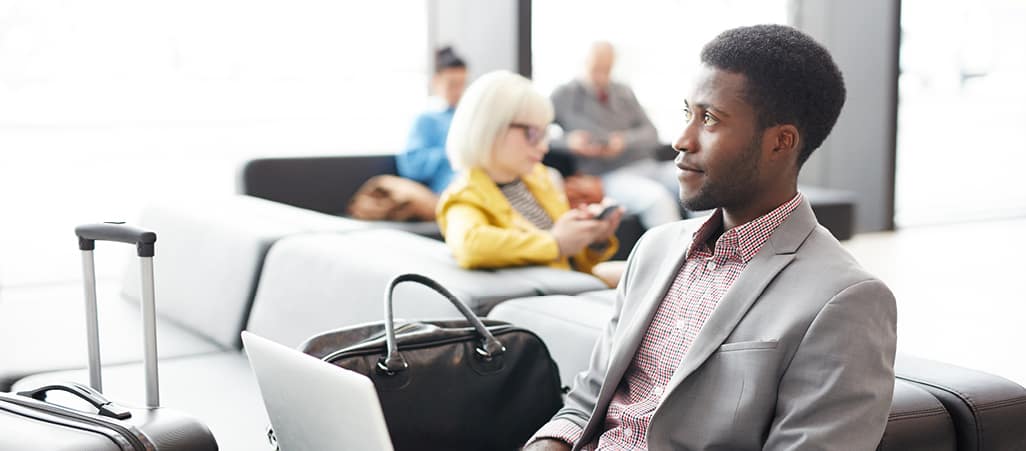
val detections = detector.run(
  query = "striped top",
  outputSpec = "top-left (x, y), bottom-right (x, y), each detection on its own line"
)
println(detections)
top-left (498, 179), bottom-right (554, 230)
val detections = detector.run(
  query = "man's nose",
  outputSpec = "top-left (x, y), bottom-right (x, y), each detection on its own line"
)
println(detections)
top-left (672, 124), bottom-right (697, 153)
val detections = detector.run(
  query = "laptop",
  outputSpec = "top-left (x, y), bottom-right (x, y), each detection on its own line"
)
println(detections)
top-left (242, 331), bottom-right (395, 451)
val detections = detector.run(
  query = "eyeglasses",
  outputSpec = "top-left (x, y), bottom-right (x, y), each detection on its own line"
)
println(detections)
top-left (509, 123), bottom-right (548, 146)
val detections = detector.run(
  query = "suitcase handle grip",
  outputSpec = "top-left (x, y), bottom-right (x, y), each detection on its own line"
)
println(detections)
top-left (76, 222), bottom-right (157, 257)
top-left (18, 382), bottom-right (132, 420)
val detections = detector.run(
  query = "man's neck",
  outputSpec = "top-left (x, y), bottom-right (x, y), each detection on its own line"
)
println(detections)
top-left (721, 187), bottom-right (798, 231)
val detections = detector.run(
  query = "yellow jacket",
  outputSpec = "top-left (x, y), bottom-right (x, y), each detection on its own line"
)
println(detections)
top-left (437, 164), bottom-right (617, 273)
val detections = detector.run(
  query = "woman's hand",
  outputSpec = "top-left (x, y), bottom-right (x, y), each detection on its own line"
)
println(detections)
top-left (585, 203), bottom-right (624, 246)
top-left (550, 209), bottom-right (604, 257)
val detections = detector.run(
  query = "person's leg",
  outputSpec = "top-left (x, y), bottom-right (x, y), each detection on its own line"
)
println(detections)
top-left (591, 260), bottom-right (626, 288)
top-left (616, 159), bottom-right (681, 199)
top-left (601, 170), bottom-right (681, 228)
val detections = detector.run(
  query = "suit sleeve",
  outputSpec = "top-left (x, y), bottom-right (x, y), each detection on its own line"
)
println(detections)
top-left (440, 202), bottom-right (561, 269)
top-left (764, 279), bottom-right (898, 450)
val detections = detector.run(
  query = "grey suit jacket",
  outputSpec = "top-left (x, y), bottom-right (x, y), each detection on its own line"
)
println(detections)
top-left (554, 198), bottom-right (897, 450)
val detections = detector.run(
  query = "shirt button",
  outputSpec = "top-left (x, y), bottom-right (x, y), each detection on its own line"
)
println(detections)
top-left (652, 385), bottom-right (664, 397)
top-left (675, 319), bottom-right (687, 330)
top-left (706, 260), bottom-right (716, 271)
top-left (623, 427), bottom-right (632, 437)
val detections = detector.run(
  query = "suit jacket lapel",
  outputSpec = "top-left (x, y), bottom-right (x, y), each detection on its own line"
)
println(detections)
top-left (662, 199), bottom-right (817, 396)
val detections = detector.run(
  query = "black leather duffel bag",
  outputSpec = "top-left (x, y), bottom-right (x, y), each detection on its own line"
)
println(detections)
top-left (300, 273), bottom-right (563, 451)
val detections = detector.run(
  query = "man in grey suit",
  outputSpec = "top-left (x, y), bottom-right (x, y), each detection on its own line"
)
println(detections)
top-left (526, 25), bottom-right (897, 450)
top-left (551, 42), bottom-right (682, 228)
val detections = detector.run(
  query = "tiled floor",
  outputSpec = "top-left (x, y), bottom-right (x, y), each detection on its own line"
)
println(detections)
top-left (842, 217), bottom-right (1026, 386)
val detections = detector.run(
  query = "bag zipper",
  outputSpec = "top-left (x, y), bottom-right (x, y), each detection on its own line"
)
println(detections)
top-left (322, 325), bottom-right (524, 363)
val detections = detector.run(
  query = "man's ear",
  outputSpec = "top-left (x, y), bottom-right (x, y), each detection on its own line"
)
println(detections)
top-left (766, 124), bottom-right (800, 161)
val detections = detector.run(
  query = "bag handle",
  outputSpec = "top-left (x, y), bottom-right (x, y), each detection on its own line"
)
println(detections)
top-left (18, 382), bottom-right (132, 420)
top-left (380, 274), bottom-right (505, 374)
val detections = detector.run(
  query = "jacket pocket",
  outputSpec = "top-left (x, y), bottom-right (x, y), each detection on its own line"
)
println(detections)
top-left (718, 339), bottom-right (778, 352)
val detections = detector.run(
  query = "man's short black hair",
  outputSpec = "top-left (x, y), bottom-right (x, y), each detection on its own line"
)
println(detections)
top-left (701, 24), bottom-right (845, 166)
top-left (435, 46), bottom-right (466, 73)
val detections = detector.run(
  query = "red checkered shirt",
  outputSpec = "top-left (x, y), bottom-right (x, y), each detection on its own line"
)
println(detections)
top-left (531, 193), bottom-right (803, 449)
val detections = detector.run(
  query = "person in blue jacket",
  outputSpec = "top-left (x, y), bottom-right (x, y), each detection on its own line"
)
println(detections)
top-left (396, 46), bottom-right (468, 193)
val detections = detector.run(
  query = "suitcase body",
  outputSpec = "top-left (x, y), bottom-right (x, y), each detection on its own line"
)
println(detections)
top-left (0, 223), bottom-right (218, 450)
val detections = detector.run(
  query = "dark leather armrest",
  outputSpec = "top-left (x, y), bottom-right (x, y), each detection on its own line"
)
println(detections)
top-left (895, 354), bottom-right (1026, 450)
top-left (238, 155), bottom-right (398, 214)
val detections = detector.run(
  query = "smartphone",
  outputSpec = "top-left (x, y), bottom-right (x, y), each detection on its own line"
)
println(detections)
top-left (595, 204), bottom-right (620, 220)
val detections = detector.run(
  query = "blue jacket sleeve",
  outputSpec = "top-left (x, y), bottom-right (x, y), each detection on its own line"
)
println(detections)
top-left (397, 114), bottom-right (452, 192)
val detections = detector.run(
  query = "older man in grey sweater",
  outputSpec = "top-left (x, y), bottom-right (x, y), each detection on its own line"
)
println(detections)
top-left (550, 42), bottom-right (681, 228)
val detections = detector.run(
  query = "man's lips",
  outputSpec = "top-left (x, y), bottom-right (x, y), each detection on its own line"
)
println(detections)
top-left (677, 164), bottom-right (703, 173)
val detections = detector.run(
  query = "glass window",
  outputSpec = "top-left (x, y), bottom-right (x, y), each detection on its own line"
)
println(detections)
top-left (0, 1), bottom-right (428, 285)
top-left (897, 0), bottom-right (1026, 225)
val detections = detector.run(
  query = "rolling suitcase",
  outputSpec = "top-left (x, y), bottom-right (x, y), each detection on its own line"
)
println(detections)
top-left (0, 222), bottom-right (219, 450)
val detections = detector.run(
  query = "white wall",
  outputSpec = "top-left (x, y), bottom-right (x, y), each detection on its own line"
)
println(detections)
top-left (793, 0), bottom-right (899, 232)
top-left (427, 0), bottom-right (520, 82)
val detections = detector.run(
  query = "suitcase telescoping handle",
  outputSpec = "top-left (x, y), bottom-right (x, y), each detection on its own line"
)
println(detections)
top-left (75, 222), bottom-right (160, 408)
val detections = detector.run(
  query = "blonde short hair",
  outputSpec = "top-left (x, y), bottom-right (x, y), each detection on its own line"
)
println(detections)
top-left (446, 70), bottom-right (554, 172)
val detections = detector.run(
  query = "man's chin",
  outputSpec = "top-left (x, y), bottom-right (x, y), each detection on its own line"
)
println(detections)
top-left (681, 193), bottom-right (712, 212)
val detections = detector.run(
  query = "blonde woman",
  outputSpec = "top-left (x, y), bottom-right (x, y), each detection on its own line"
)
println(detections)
top-left (437, 71), bottom-right (623, 284)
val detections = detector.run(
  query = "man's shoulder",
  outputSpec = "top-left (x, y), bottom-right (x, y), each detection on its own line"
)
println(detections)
top-left (609, 80), bottom-right (636, 94)
top-left (789, 225), bottom-right (887, 296)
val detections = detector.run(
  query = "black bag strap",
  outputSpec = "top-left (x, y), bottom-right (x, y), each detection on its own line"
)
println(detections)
top-left (380, 274), bottom-right (505, 373)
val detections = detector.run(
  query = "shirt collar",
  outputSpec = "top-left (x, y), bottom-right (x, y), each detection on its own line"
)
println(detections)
top-left (689, 192), bottom-right (804, 263)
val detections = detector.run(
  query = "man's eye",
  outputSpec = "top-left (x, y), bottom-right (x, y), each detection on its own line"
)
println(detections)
top-left (703, 112), bottom-right (719, 126)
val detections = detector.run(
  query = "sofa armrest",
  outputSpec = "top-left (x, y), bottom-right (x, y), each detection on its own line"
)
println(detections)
top-left (239, 154), bottom-right (398, 214)
top-left (896, 354), bottom-right (1026, 450)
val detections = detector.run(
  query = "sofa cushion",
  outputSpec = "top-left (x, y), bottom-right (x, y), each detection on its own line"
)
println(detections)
top-left (120, 195), bottom-right (367, 349)
top-left (246, 230), bottom-right (607, 347)
top-left (878, 380), bottom-right (957, 450)
top-left (0, 283), bottom-right (221, 391)
top-left (487, 292), bottom-right (615, 386)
